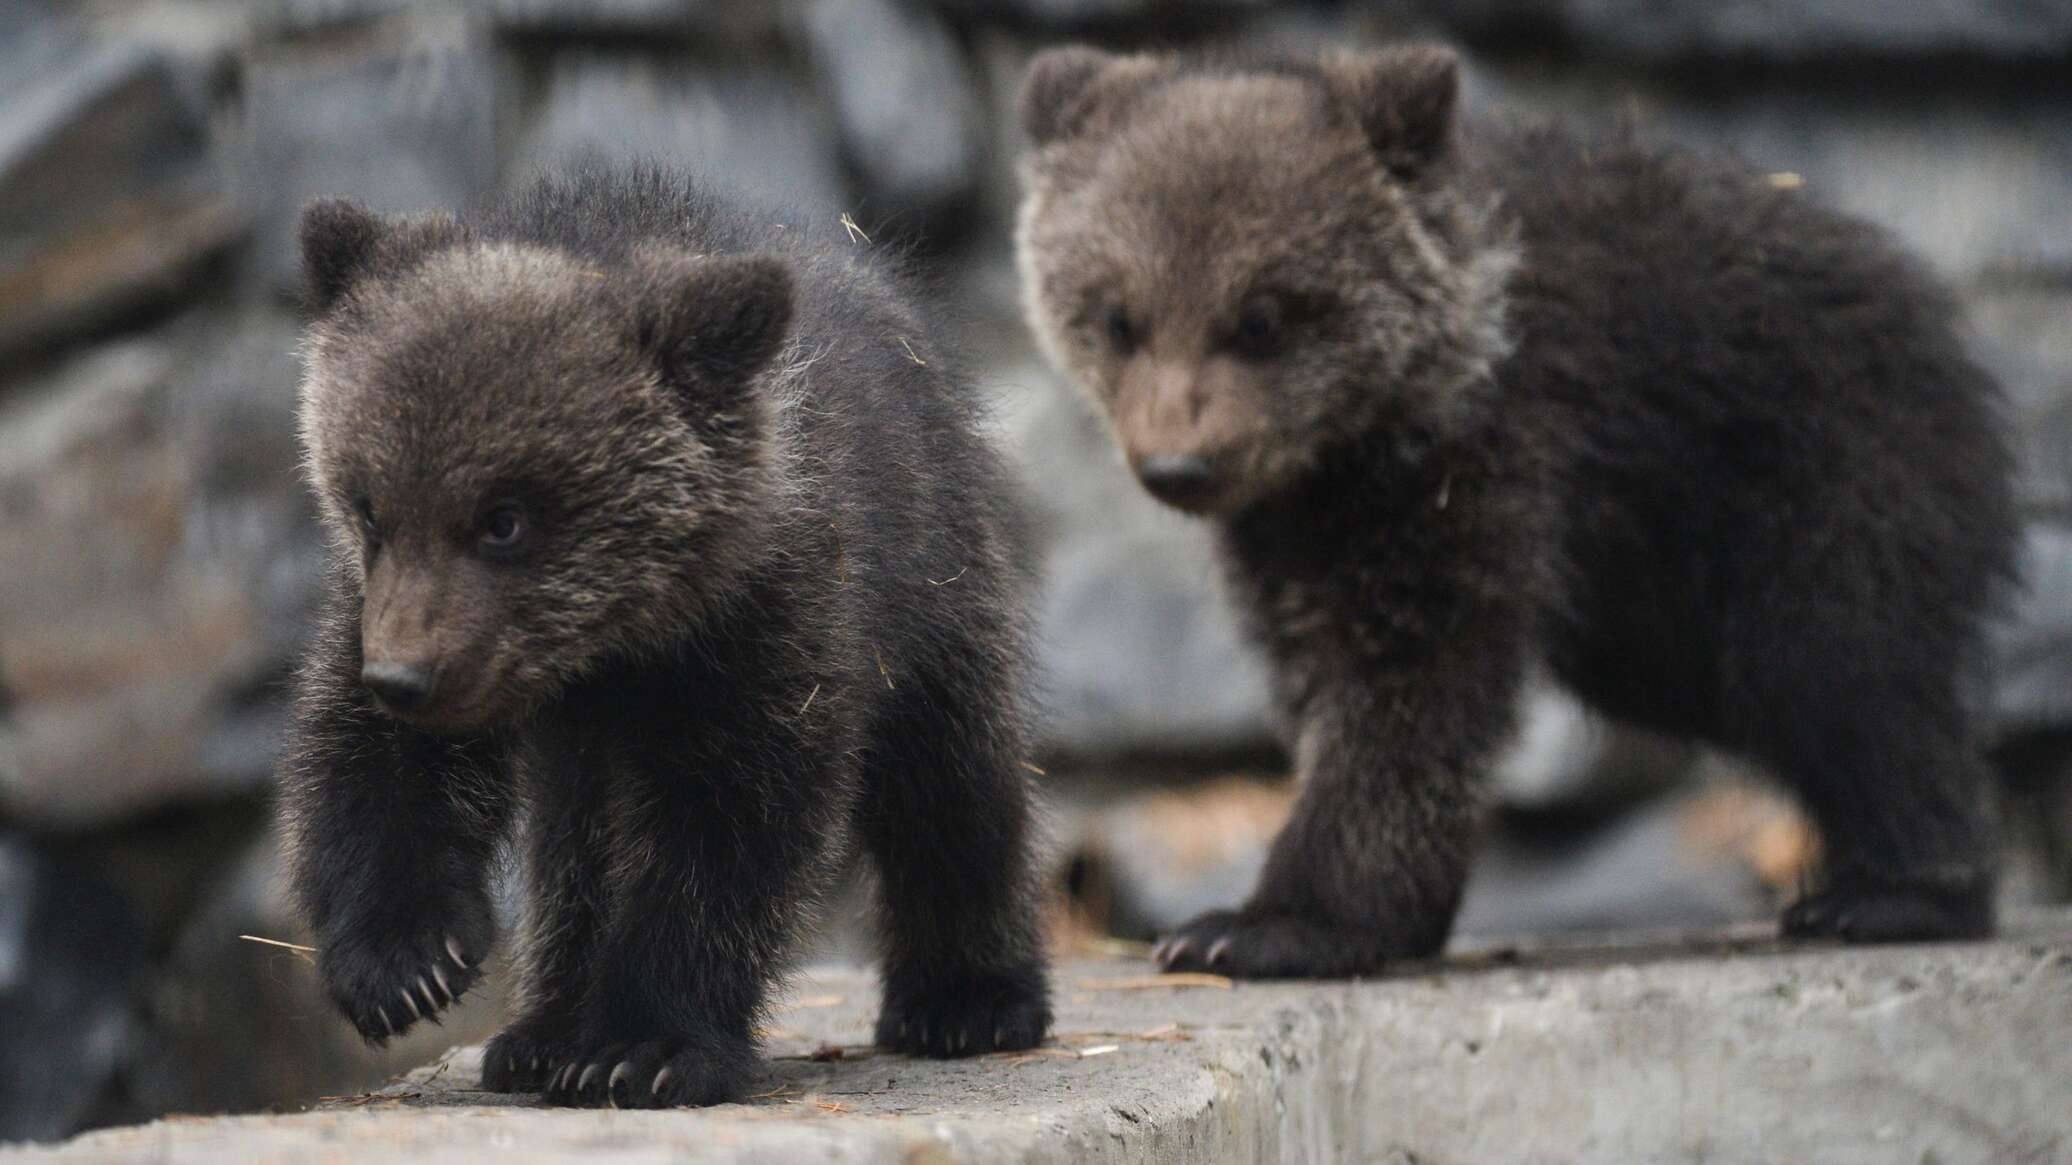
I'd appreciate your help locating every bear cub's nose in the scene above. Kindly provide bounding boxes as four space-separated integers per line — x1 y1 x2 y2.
361 660 437 711
1136 453 1218 509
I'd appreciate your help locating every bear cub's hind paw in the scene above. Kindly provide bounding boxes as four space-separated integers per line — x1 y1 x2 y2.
875 966 1052 1058
1782 877 1993 943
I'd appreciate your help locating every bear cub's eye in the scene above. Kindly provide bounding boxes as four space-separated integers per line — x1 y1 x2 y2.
1103 304 1138 355
1231 295 1286 359
352 495 379 537
479 502 528 553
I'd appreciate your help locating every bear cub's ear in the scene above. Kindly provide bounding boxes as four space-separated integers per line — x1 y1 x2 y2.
1319 44 1462 178
634 252 795 386
1018 45 1167 145
299 199 387 312
298 201 461 313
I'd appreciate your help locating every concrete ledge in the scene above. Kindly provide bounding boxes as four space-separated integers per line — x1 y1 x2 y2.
16 912 2071 1164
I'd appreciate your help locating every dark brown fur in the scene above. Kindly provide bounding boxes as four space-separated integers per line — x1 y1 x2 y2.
279 163 1050 1105
1017 45 2018 976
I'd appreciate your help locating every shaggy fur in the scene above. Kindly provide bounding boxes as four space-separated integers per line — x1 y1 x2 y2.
279 163 1051 1107
1016 45 2019 977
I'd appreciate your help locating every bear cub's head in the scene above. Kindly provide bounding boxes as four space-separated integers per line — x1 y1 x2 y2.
297 201 794 733
1016 44 1513 516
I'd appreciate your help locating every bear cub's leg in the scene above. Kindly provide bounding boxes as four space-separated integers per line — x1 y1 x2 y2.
283 589 508 1046
1725 620 1999 942
1773 725 1998 943
524 695 845 1109
481 743 609 1093
1154 635 1524 977
860 664 1052 1055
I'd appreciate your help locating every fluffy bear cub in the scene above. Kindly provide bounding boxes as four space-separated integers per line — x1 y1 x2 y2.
1016 44 2018 976
281 163 1052 1106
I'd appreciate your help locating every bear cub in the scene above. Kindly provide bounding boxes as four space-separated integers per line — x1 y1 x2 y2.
1017 45 2019 976
281 163 1052 1106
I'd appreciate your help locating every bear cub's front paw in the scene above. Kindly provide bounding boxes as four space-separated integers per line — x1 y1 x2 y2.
542 1038 753 1109
875 965 1052 1058
317 904 492 1046
481 1019 581 1093
1153 908 1407 979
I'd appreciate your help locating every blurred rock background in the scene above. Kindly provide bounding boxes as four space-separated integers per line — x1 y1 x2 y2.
0 0 2066 1142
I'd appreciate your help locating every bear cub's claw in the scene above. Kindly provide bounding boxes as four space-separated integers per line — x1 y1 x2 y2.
875 966 1052 1058
1153 908 1404 979
542 1040 749 1109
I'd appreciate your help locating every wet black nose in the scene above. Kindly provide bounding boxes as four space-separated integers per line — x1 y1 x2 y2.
1136 453 1218 509
361 660 436 711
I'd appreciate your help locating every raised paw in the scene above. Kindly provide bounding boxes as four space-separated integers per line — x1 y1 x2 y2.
320 923 490 1047
542 1039 752 1109
481 1020 579 1093
875 966 1052 1058
1152 908 1406 979
1782 878 1992 944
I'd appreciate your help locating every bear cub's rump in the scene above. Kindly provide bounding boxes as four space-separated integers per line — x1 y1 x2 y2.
280 164 1051 1107
1016 45 2018 976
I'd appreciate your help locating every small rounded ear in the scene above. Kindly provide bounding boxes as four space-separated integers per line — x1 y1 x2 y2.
1020 46 1116 143
1320 44 1462 177
1019 46 1168 145
299 199 386 312
637 252 795 385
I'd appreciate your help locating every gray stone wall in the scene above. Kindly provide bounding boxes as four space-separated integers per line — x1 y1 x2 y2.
0 0 2066 1141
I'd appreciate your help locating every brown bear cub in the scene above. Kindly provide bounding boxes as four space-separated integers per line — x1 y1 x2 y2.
1017 45 2018 976
280 163 1051 1106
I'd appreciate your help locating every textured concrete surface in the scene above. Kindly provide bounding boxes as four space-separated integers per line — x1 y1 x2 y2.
14 910 2070 1164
